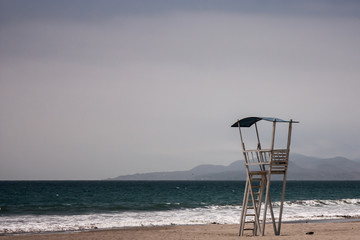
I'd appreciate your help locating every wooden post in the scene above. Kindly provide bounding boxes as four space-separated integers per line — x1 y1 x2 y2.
239 177 249 236
267 191 277 234
277 120 293 235
238 121 246 152
261 119 277 235
287 120 293 150
270 120 276 151
255 122 265 171
261 170 271 236
255 122 261 150
277 171 287 235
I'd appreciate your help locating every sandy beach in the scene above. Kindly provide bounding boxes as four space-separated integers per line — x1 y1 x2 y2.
1 221 360 240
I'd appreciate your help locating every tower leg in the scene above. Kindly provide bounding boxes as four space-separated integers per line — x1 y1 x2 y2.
268 191 277 234
261 171 272 236
239 178 249 236
277 172 288 235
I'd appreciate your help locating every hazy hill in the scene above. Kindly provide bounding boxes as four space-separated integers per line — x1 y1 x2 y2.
108 154 360 181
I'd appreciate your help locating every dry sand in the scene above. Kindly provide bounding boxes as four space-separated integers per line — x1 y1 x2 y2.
1 221 360 240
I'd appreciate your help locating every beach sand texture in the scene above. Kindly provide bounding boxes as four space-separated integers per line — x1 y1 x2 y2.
1 221 359 240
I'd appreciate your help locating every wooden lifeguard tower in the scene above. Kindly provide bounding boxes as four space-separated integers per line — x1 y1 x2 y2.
231 117 298 236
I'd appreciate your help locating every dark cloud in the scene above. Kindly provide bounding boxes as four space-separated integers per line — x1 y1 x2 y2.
1 0 360 26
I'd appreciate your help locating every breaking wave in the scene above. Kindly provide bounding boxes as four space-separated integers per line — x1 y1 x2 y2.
2 198 360 234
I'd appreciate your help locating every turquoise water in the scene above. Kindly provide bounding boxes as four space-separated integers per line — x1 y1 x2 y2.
1 181 360 233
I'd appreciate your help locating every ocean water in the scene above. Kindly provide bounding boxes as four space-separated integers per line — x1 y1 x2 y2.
1 181 360 234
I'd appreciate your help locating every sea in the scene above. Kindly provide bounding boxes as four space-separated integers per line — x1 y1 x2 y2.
1 181 360 234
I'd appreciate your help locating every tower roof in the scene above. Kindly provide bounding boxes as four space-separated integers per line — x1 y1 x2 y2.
231 117 298 128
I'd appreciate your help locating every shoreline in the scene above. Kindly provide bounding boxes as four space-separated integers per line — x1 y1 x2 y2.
1 219 360 240
1 218 359 236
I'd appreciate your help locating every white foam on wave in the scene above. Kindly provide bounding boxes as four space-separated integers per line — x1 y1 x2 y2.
283 198 360 207
1 198 360 234
282 198 360 221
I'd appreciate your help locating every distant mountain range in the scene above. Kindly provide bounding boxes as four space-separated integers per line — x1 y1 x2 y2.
108 154 360 181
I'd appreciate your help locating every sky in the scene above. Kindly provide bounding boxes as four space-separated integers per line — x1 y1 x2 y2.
1 0 360 180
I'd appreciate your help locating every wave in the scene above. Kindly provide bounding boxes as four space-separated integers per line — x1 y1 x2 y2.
2 198 360 235
278 198 360 207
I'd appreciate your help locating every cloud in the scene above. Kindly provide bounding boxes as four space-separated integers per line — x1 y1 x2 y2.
1 2 360 179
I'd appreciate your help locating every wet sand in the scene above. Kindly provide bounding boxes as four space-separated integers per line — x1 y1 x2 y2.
1 221 360 240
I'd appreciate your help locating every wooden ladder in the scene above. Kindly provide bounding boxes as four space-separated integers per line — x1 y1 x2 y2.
239 171 267 236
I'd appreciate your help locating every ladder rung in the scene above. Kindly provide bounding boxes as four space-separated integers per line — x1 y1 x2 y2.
249 171 267 175
246 214 255 217
272 161 287 164
245 221 255 224
244 228 255 231
251 178 263 181
251 185 260 188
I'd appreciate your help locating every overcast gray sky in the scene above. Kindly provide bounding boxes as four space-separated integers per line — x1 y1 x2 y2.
1 0 360 180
